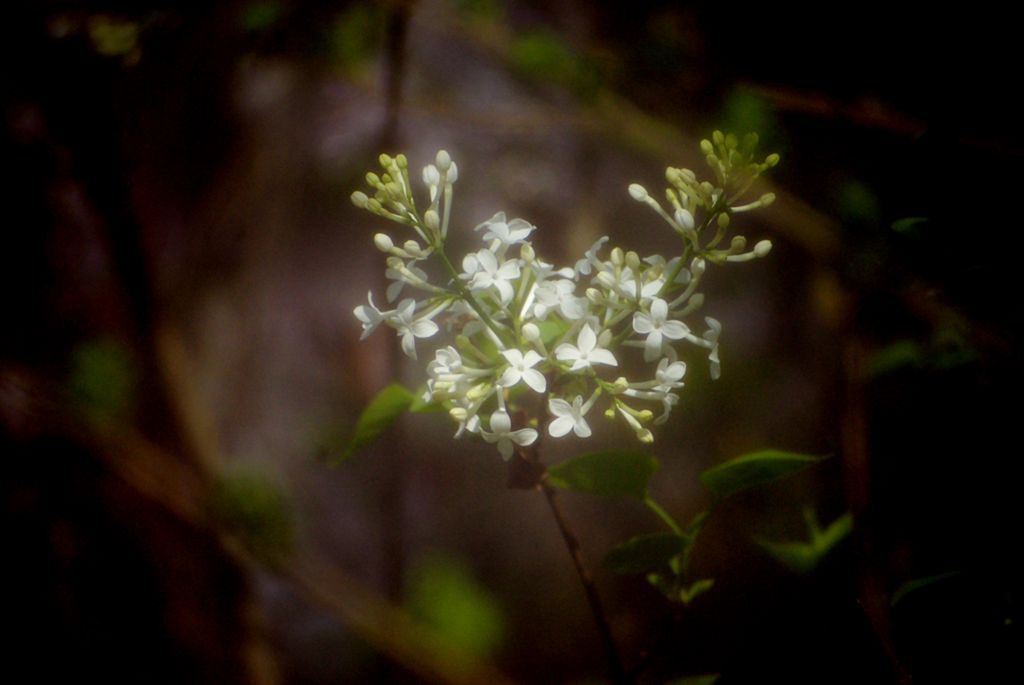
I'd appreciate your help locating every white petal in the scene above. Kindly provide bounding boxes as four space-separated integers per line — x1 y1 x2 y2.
660 321 688 340
510 428 538 447
501 349 524 365
494 279 514 304
548 398 572 417
497 440 513 460
462 254 479 274
589 348 618 367
577 324 597 353
521 350 543 368
573 417 592 438
401 332 417 358
650 298 668 322
555 344 579 361
644 330 663 362
499 367 521 388
633 312 654 334
548 415 574 438
476 249 497 271
522 369 547 393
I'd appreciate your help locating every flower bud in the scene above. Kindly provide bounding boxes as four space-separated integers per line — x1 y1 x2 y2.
604 407 616 419
765 153 780 167
379 153 393 168
674 207 695 231
691 257 706 277
366 198 383 213
447 162 459 184
366 172 381 187
638 429 654 444
610 247 624 266
754 239 773 257
423 165 440 186
585 287 603 304
373 233 393 252
395 153 408 169
717 212 730 229
730 235 747 252
351 191 369 208
759 192 775 206
435 149 451 171
386 256 404 270
611 377 629 394
598 328 612 348
625 251 641 270
522 322 540 342
628 183 648 201
636 409 654 422
449 407 467 422
403 240 424 257
424 209 440 232
520 242 535 262
700 139 713 155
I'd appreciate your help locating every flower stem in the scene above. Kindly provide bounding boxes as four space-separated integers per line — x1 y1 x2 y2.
644 495 683 535
539 478 628 684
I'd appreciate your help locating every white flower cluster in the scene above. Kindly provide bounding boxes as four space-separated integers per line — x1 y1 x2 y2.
352 133 778 460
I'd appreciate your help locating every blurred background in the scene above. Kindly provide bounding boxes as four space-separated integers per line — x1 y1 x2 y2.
3 1 1022 683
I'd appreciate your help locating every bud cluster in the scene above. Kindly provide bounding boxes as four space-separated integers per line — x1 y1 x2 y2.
352 135 778 460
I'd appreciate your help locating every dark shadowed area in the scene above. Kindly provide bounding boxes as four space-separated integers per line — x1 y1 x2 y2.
3 1 1022 684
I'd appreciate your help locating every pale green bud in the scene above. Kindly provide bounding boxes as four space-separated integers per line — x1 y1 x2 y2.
730 235 747 252
610 377 629 394
717 212 731 229
435 149 452 171
598 328 612 348
610 247 624 265
466 384 489 401
351 191 369 208
625 251 641 270
675 207 695 231
366 172 381 187
366 198 383 213
522 322 540 342
520 242 535 262
424 209 440 232
760 192 776 206
449 407 467 422
638 429 654 444
586 288 603 304
403 240 424 257
628 183 648 201
604 407 616 419
373 233 393 252
765 153 780 167
712 130 725 146
754 240 773 257
378 153 393 169
700 139 713 155
636 409 654 422
395 153 408 169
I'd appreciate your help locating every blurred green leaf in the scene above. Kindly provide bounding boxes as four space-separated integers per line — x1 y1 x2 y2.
548 450 658 499
407 554 505 658
88 15 138 57
756 510 853 574
721 90 777 143
604 532 689 575
68 338 137 421
667 675 720 685
679 578 715 605
837 180 881 225
240 1 285 33
699 450 824 499
337 384 414 462
892 570 961 607
866 340 925 378
508 31 602 98
328 2 384 69
209 472 294 564
408 385 446 413
892 216 929 234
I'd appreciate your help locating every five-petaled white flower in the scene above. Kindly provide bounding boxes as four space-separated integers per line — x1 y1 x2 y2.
481 410 537 460
499 349 547 393
654 358 686 391
389 298 439 359
548 395 592 438
555 324 618 371
353 291 392 340
475 211 535 245
632 297 689 362
462 248 521 304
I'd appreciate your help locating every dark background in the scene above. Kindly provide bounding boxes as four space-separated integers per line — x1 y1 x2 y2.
3 1 1022 683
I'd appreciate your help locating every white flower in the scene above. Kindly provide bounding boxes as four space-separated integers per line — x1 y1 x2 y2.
574 236 609 276
533 279 586 320
499 349 547 393
555 324 617 371
481 410 537 460
353 291 392 340
462 248 521 304
654 358 686 391
474 211 535 245
388 298 439 359
385 261 428 302
548 396 592 438
632 298 689 362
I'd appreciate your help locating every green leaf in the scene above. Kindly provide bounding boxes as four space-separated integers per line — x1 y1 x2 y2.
891 216 928 234
756 511 853 574
337 384 414 462
679 578 715 605
209 471 294 564
548 450 658 499
699 450 824 499
667 675 720 685
892 570 960 607
604 533 689 575
406 554 505 658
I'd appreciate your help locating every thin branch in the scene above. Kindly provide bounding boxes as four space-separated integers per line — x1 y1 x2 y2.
538 478 628 684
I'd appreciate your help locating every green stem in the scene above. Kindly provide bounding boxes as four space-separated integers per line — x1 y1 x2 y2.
644 496 683 535
436 249 509 344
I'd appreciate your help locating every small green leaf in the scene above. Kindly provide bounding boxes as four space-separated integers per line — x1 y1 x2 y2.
756 511 853 574
679 578 715 605
699 450 824 499
892 570 961 607
337 384 414 462
407 554 505 658
209 472 294 564
604 533 689 575
667 674 720 685
891 216 928 234
548 450 658 499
